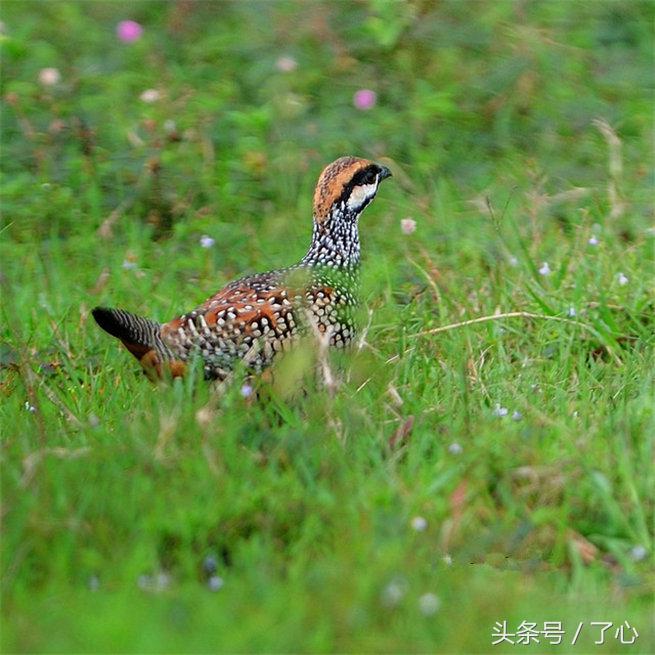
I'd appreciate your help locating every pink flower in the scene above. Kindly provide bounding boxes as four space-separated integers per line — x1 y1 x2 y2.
275 55 297 73
116 20 143 43
38 68 61 86
139 89 160 103
400 218 416 235
353 89 377 111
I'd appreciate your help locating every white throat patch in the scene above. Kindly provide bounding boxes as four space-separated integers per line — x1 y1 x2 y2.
346 181 378 212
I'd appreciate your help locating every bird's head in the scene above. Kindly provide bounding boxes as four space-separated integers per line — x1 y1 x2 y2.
313 156 392 226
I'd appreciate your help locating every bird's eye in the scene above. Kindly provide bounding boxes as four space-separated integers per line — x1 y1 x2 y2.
361 168 377 185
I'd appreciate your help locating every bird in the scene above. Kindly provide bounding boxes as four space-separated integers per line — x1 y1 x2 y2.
92 156 392 381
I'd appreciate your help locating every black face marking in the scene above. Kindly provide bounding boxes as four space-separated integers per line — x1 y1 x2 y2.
338 164 381 205
354 166 378 186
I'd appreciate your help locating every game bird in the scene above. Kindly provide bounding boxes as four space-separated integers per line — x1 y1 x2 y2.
93 156 392 380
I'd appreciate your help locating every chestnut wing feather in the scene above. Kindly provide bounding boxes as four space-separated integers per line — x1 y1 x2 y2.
160 272 302 378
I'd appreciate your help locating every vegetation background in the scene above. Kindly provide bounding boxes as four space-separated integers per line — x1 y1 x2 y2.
1 0 653 652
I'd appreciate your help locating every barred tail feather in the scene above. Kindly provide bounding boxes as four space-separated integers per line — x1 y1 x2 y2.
92 306 162 361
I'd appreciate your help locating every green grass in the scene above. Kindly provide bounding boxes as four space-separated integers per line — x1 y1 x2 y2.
1 1 654 652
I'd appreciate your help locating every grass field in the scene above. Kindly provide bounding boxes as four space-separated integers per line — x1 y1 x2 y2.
1 1 654 652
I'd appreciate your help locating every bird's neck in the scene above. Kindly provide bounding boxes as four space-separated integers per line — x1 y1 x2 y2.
301 208 361 270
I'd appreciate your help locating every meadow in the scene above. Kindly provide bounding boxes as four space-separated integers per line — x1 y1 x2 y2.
1 1 653 652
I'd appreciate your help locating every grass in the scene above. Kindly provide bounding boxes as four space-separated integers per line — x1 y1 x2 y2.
1 1 654 652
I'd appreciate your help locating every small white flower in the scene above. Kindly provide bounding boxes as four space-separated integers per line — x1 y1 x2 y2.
442 554 453 566
511 410 523 421
199 235 215 249
588 235 599 246
493 404 508 417
617 272 629 286
275 55 298 72
24 401 36 413
122 259 137 270
137 572 171 592
418 592 441 616
381 578 407 607
137 574 151 590
508 255 519 267
538 261 551 276
140 88 161 103
240 383 253 398
448 442 463 455
630 545 647 561
410 516 427 532
208 575 224 591
400 218 416 235
154 572 171 591
567 306 577 318
38 67 61 86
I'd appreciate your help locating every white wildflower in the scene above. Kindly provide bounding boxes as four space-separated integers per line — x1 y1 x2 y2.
538 262 551 276
410 516 427 532
617 272 629 286
448 442 463 455
493 404 508 417
140 89 161 103
200 235 215 249
208 575 224 591
381 578 407 607
630 545 647 562
137 571 170 592
418 592 441 616
137 574 151 590
155 572 171 590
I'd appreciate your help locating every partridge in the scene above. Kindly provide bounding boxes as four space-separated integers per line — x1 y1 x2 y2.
93 156 391 380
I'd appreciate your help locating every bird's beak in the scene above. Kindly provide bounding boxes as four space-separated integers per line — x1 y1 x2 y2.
378 165 392 181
